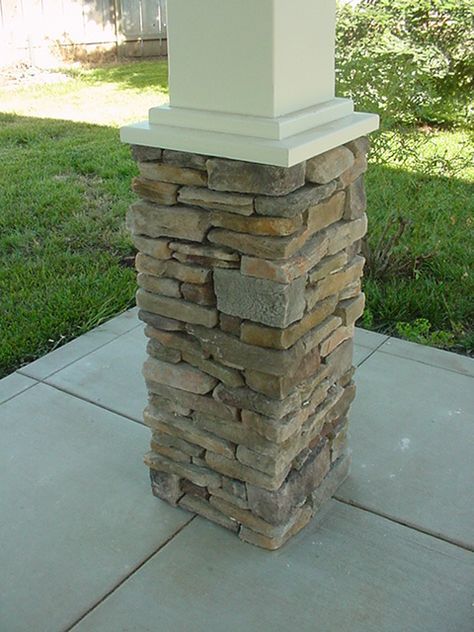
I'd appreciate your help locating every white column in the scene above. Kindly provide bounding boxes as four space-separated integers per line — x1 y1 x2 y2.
121 0 379 166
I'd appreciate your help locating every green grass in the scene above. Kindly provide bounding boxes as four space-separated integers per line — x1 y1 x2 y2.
0 58 472 377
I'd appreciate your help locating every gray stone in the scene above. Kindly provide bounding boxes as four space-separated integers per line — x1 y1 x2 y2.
246 441 330 525
210 488 249 510
147 339 182 364
136 290 218 328
214 269 306 328
149 469 182 506
162 150 208 171
151 431 204 458
345 136 370 157
312 454 351 510
131 145 162 162
239 503 314 550
178 186 254 215
255 181 337 217
207 158 305 196
143 357 218 395
145 451 222 489
206 452 289 492
148 383 239 422
179 495 239 532
213 382 301 420
180 283 216 306
181 350 244 388
236 445 289 477
127 201 211 242
306 147 355 184
344 176 366 220
139 310 185 332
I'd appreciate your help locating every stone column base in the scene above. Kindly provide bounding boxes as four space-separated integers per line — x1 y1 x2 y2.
127 139 368 549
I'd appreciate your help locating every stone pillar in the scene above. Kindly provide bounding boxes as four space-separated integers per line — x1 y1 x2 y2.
121 0 378 549
126 139 369 549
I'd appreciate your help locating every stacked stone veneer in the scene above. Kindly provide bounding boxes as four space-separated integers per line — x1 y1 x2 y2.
127 138 369 550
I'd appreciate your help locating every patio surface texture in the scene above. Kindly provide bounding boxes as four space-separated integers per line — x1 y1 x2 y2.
1 307 473 632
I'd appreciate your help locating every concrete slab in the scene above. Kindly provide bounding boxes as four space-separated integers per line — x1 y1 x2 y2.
46 326 148 422
339 351 474 549
382 336 474 377
0 372 36 404
354 326 389 350
0 383 190 632
18 308 140 381
354 344 373 367
72 502 474 632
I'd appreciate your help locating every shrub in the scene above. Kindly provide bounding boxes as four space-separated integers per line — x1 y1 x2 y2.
336 0 474 127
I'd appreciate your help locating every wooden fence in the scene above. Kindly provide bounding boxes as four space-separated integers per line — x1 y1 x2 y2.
0 0 168 64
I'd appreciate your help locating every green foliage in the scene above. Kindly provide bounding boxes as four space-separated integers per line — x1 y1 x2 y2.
395 318 455 348
336 0 474 126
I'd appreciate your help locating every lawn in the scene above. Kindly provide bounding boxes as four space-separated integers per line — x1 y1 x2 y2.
0 54 472 378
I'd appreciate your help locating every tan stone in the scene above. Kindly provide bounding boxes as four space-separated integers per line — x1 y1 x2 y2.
186 324 306 377
345 137 370 157
137 289 218 328
308 251 348 284
143 357 218 395
210 488 249 510
132 177 179 205
140 310 186 332
338 152 368 188
255 182 337 218
325 215 368 256
178 186 254 215
145 327 206 359
147 393 192 417
181 282 215 306
145 405 235 458
131 235 171 260
239 504 313 550
162 150 208 171
150 440 191 464
219 314 241 336
179 495 239 532
206 452 289 492
211 211 303 237
307 191 345 233
208 228 309 260
131 145 162 162
306 146 355 184
240 230 328 284
127 201 210 242
305 256 365 309
137 273 181 298
148 384 239 422
214 382 301 420
236 445 289 477
145 451 221 488
335 293 365 326
319 326 354 357
240 296 338 350
339 281 362 300
151 430 204 458
147 339 182 364
138 162 208 186
181 480 209 499
136 253 211 284
170 241 239 262
181 349 244 388
172 252 239 270
344 176 366 220
207 159 305 196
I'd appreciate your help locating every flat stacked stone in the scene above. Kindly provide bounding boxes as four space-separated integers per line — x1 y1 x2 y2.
127 140 369 550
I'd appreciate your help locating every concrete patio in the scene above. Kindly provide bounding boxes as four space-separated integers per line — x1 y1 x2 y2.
1 307 473 632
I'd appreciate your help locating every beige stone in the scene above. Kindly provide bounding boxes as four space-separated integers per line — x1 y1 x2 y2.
208 227 308 260
210 488 249 510
143 357 218 395
214 382 301 420
240 230 328 284
300 316 342 355
240 296 338 350
206 452 288 492
305 256 365 309
325 215 368 256
150 440 191 464
180 282 215 306
147 339 182 364
145 451 221 489
170 241 239 262
335 294 365 326
137 273 181 298
344 176 366 220
207 159 305 196
148 384 239 422
127 201 211 242
339 281 362 301
255 182 337 218
138 162 208 186
239 504 313 550
181 350 244 388
308 251 348 284
178 186 254 216
306 146 355 184
319 326 354 357
179 495 239 532
131 235 171 260
151 430 204 458
136 253 211 285
137 289 218 327
236 445 289 477
211 211 303 237
338 152 368 188
145 327 205 359
307 191 345 233
145 406 235 458
140 310 186 332
132 177 179 205
162 150 208 171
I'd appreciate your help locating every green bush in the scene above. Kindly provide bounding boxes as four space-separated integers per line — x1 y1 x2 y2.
336 0 474 127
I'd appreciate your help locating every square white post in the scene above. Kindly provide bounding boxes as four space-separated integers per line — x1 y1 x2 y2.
121 0 378 166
